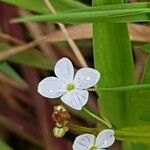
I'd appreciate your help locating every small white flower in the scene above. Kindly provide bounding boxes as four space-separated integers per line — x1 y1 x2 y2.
73 129 115 150
38 57 100 110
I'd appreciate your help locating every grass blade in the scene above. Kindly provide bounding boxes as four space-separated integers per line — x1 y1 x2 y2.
0 140 12 150
0 62 25 85
92 0 143 149
11 2 150 24
0 43 53 70
0 0 87 14
115 125 150 145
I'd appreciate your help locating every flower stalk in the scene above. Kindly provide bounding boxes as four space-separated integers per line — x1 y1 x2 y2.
82 107 112 128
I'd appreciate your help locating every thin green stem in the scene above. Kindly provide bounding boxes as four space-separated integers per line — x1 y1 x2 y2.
99 84 150 92
68 123 99 135
82 107 112 128
97 99 112 124
115 131 150 137
88 88 96 91
89 84 150 92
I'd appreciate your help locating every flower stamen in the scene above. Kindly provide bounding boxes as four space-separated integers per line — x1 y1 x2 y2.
67 84 75 91
90 146 97 150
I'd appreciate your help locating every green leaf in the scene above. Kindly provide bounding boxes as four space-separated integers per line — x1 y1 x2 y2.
0 43 53 70
133 43 150 149
9 51 53 70
93 0 135 128
117 124 150 132
0 140 12 150
12 10 150 24
139 43 150 53
115 125 150 145
11 2 150 24
0 44 26 85
92 0 143 149
70 2 150 13
0 62 26 85
100 84 150 91
48 0 88 12
0 0 87 14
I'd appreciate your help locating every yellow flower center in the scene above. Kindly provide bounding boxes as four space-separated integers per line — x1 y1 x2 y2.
90 146 97 150
67 84 75 91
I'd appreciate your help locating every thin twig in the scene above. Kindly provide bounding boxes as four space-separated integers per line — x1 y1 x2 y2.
1 23 149 61
0 33 23 44
46 23 150 43
44 0 87 67
0 107 42 146
0 84 30 116
18 9 56 60
0 34 50 61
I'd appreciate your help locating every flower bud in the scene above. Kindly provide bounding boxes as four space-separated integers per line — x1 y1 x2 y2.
52 105 70 127
53 126 69 138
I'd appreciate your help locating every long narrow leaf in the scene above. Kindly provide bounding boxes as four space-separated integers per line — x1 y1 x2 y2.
92 0 137 149
11 2 150 24
12 8 150 24
0 43 53 70
69 2 150 13
0 0 88 14
0 61 26 85
115 125 150 145
0 140 12 150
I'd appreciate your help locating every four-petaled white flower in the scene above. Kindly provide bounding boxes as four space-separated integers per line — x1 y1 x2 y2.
73 129 115 150
38 57 100 110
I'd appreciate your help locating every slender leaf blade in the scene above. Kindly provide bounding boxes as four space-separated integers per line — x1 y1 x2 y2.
0 43 53 70
0 140 12 150
0 62 26 85
115 125 150 145
12 8 150 24
0 0 87 14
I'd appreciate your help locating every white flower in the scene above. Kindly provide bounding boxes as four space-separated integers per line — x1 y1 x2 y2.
38 57 100 110
73 129 115 150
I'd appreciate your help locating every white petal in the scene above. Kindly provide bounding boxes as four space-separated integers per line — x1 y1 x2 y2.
74 68 100 89
38 77 66 98
73 134 95 150
61 89 89 110
95 129 115 149
54 57 74 83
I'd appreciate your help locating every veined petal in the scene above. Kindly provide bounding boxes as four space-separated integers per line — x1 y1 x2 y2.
38 77 66 98
74 68 100 89
96 129 115 149
54 57 74 83
61 89 89 110
73 134 95 150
